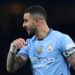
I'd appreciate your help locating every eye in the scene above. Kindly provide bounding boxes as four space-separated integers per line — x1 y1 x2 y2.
24 19 28 23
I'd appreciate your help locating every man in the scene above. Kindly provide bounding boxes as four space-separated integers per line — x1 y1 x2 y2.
6 5 75 75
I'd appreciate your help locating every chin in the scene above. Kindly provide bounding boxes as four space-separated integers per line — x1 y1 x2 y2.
27 29 35 35
28 31 31 35
28 32 35 36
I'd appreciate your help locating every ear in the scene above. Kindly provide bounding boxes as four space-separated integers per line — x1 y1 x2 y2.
36 19 43 25
34 18 43 26
34 18 39 26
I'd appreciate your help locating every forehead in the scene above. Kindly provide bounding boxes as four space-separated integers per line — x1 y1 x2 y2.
23 13 31 19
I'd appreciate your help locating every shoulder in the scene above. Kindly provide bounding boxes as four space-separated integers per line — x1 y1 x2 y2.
26 36 36 44
52 29 71 38
51 29 66 39
52 30 73 42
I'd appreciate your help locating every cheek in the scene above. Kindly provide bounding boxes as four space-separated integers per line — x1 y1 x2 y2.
26 23 31 28
29 22 33 28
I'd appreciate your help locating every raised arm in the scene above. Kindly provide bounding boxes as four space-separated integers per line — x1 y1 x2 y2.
6 38 28 73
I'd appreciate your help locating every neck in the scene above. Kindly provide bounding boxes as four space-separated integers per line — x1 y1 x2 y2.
36 25 50 40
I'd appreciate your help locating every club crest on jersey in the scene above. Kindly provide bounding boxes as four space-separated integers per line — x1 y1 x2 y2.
47 44 53 52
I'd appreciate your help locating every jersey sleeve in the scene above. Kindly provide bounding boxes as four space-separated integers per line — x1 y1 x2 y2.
60 34 75 57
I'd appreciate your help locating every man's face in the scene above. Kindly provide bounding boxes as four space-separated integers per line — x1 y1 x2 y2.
23 13 37 35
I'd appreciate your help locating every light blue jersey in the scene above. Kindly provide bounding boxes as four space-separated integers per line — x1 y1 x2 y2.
18 29 75 75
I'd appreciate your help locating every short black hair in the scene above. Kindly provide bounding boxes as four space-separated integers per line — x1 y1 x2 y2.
24 5 47 20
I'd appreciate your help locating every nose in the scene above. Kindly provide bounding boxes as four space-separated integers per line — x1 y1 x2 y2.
23 22 26 28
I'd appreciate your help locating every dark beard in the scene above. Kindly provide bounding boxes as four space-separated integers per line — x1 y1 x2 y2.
28 26 37 36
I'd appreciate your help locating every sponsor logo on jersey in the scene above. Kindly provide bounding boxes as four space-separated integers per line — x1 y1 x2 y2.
31 57 55 68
